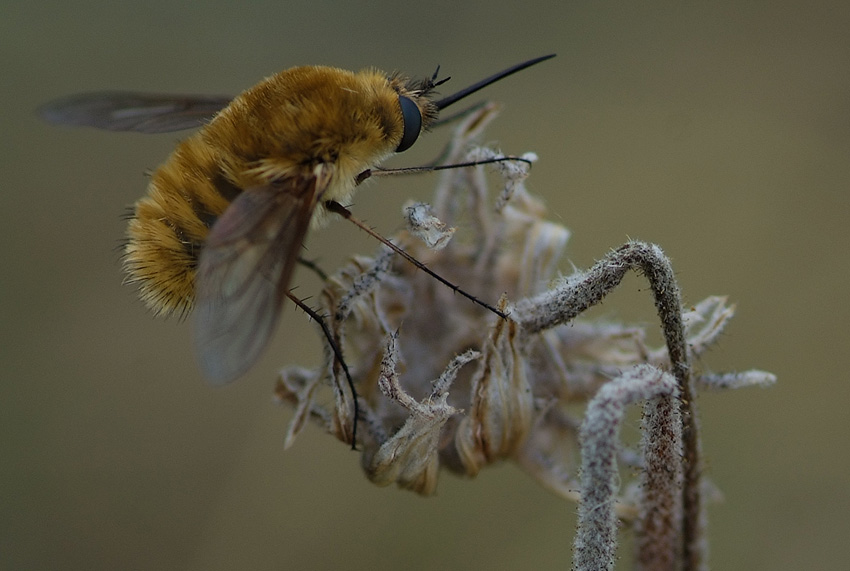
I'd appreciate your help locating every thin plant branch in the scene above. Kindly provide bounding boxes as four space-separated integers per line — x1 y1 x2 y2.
572 365 679 571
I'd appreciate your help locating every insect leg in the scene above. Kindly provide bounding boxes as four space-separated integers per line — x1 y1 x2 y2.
324 200 508 320
285 291 360 449
296 256 329 281
357 155 534 181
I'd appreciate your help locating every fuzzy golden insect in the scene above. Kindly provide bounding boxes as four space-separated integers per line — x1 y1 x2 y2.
39 55 554 384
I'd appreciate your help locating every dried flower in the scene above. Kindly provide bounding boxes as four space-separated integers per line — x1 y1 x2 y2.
273 104 776 570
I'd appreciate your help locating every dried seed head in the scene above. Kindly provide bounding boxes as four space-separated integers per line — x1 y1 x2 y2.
274 104 776 543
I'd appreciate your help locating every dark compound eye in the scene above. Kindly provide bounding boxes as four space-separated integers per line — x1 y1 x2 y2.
396 95 422 152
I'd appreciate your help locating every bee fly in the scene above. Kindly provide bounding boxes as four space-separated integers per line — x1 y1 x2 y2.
39 54 555 397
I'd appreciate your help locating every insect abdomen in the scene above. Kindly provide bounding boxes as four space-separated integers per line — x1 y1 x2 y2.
124 135 231 317
123 66 405 318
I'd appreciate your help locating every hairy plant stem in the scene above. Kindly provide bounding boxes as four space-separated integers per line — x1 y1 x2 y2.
513 241 702 569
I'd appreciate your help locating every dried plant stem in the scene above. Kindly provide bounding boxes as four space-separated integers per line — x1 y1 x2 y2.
636 391 684 570
573 365 678 570
514 241 702 569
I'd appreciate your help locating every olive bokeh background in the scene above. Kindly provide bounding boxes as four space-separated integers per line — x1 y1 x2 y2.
4 2 848 569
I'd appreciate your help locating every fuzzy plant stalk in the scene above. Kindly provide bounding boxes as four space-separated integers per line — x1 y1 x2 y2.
634 383 684 570
512 240 703 567
273 103 776 569
572 365 679 570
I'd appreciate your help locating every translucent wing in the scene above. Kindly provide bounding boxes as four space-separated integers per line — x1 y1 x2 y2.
194 170 330 384
37 91 232 133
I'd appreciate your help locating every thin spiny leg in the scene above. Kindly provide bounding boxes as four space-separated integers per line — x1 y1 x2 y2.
297 256 329 281
286 291 359 449
324 200 508 320
355 155 534 184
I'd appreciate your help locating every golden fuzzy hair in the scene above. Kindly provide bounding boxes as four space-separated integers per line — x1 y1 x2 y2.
124 66 434 317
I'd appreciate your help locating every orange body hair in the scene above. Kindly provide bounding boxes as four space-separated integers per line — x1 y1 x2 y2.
38 54 554 386
124 66 432 317
40 54 554 386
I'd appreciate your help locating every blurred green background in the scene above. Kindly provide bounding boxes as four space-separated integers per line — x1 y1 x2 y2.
3 1 848 569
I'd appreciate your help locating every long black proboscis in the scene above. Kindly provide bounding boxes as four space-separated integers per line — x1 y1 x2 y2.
433 54 556 110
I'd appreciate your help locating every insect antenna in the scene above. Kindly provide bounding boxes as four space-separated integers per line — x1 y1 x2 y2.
285 291 360 449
